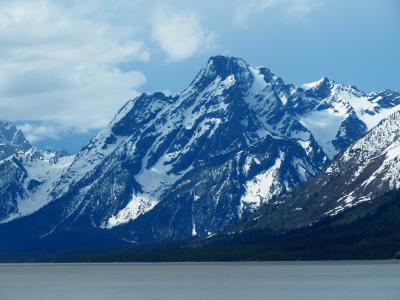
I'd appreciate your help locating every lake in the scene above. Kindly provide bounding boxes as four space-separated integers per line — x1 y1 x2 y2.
0 261 399 300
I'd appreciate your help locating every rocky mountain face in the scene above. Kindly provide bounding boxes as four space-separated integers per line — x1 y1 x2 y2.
293 77 400 158
243 110 400 232
0 55 399 248
4 56 327 242
0 121 31 160
0 123 73 223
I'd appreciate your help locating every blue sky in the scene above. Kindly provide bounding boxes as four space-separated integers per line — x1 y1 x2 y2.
0 0 399 152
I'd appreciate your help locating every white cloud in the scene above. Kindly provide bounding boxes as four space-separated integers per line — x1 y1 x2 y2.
234 0 278 26
234 0 322 26
151 6 215 61
0 0 148 142
17 122 68 143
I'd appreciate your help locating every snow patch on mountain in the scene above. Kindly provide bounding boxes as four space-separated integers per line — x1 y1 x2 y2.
135 153 192 196
301 77 327 90
0 149 73 223
105 193 158 228
239 151 284 215
299 109 347 158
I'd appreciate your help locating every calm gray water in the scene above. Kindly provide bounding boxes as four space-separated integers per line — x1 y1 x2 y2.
0 261 399 300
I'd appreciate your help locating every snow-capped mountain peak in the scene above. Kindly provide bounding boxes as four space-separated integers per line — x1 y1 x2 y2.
294 76 400 158
301 76 331 90
17 56 325 240
1 55 400 247
0 120 31 160
0 126 74 223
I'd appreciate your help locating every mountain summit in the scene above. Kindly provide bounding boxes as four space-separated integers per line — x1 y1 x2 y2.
0 121 31 160
0 123 73 222
0 55 399 249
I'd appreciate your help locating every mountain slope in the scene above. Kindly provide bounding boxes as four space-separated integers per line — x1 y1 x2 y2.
242 110 400 232
5 56 326 244
0 122 73 222
53 190 400 262
1 55 400 249
294 78 400 158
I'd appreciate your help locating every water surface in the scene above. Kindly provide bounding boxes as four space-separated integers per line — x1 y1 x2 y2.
0 261 399 300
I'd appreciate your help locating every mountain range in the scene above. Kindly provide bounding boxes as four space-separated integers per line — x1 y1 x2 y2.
0 55 399 255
